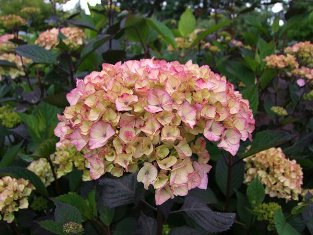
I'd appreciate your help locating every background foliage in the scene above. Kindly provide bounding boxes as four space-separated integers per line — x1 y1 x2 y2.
0 0 313 234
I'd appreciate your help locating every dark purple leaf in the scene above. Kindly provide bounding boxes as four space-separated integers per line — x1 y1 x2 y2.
135 213 157 235
181 196 235 233
169 226 206 235
22 88 41 104
97 173 139 208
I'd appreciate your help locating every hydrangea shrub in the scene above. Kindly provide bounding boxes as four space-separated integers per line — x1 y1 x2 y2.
55 59 255 204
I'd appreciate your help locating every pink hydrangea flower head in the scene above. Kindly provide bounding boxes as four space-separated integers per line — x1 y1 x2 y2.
55 59 255 204
244 147 303 200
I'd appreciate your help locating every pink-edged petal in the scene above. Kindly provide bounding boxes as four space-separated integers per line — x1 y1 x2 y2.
217 129 241 156
146 88 173 113
177 101 197 128
70 129 87 151
115 93 138 111
203 120 224 142
89 121 115 149
187 172 201 190
193 162 212 189
171 184 188 196
141 117 161 136
87 155 105 180
66 88 81 105
145 105 163 113
54 122 69 139
155 186 173 205
119 127 136 143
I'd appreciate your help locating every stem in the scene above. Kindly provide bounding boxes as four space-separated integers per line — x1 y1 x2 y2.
9 222 20 235
156 207 164 235
290 87 305 115
134 28 149 58
66 53 75 88
36 68 44 98
91 219 110 235
141 199 157 211
224 155 233 211
46 156 61 194
19 55 33 91
108 0 113 50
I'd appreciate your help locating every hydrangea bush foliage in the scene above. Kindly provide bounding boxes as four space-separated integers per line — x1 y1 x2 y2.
0 1 313 235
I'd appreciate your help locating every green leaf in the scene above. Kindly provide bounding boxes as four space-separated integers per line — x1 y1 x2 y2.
215 156 245 197
236 191 254 227
67 19 97 31
225 60 255 86
124 15 155 43
246 178 265 206
178 8 196 37
257 39 275 59
243 56 258 72
33 138 57 158
190 20 231 47
272 16 280 34
100 207 115 226
259 69 276 89
274 209 301 235
240 130 294 158
39 220 64 235
87 190 98 218
0 166 48 196
0 142 23 167
147 18 176 47
54 200 83 224
15 45 57 64
80 34 110 60
242 86 259 114
113 217 137 235
19 102 60 144
55 193 92 220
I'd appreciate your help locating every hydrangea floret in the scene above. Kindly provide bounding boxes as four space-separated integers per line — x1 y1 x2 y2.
0 53 31 80
265 41 313 83
252 202 281 231
0 34 15 52
0 15 26 29
35 27 85 50
244 147 303 200
27 146 89 186
55 59 255 204
0 176 33 223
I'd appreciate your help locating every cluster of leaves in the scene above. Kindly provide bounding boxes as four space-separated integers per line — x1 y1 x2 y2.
0 0 313 235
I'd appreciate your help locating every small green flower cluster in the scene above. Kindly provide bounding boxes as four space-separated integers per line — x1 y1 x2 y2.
63 221 84 234
270 106 288 116
0 105 21 128
51 145 89 180
27 146 89 186
253 202 281 231
304 90 313 101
